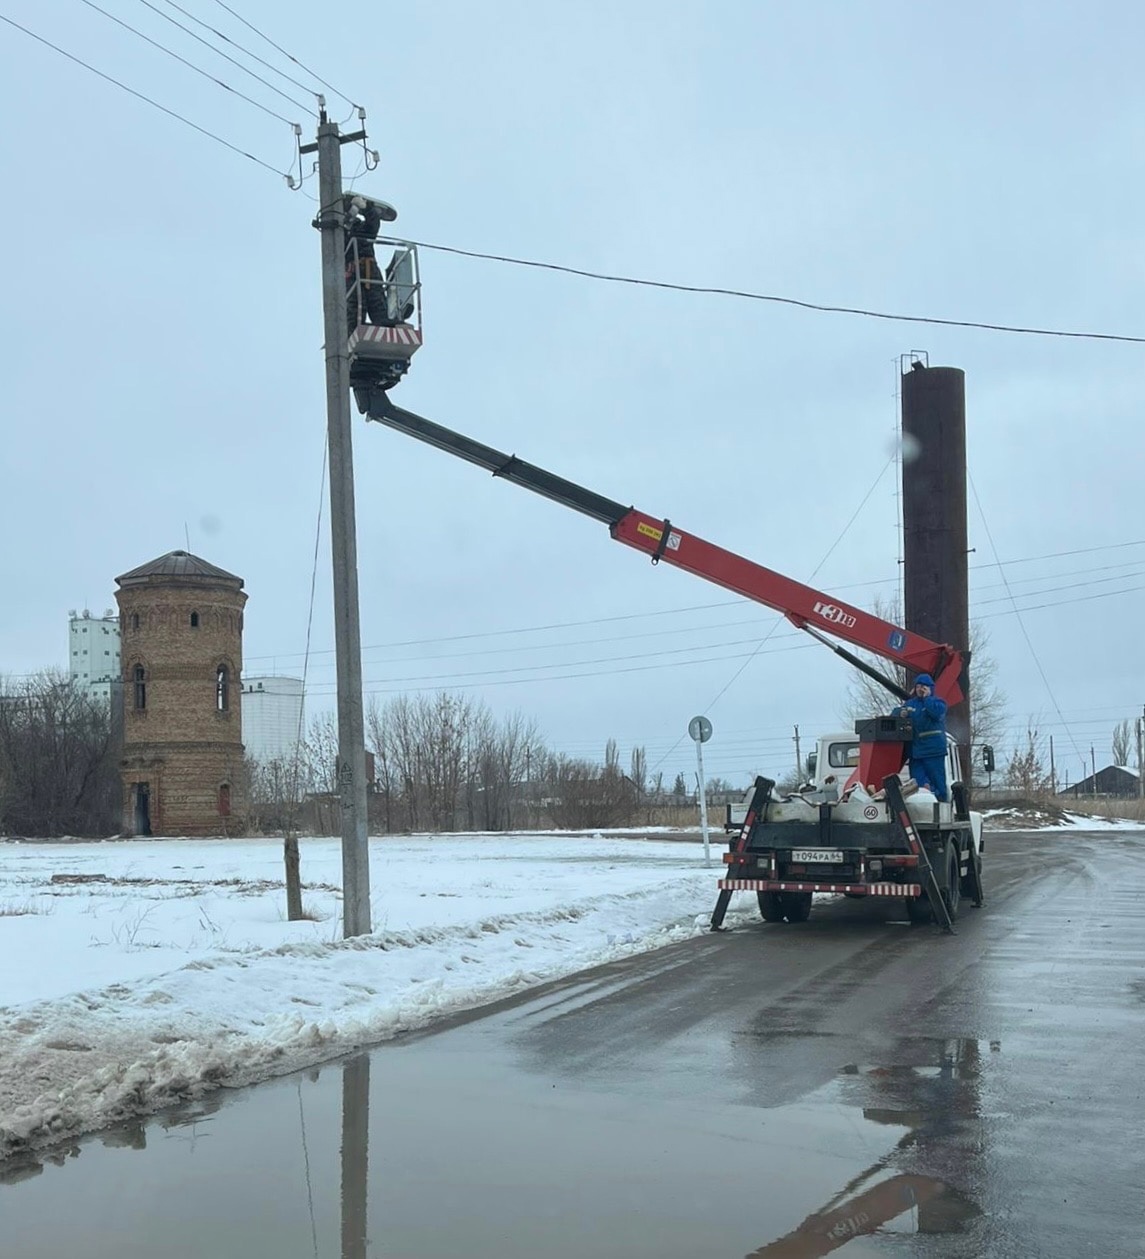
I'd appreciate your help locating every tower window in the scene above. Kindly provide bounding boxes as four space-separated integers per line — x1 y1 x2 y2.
190 612 200 628
131 613 140 631
216 664 229 712
218 784 231 817
133 664 147 710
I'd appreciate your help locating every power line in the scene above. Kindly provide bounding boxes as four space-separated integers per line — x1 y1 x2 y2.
278 558 1141 676
211 0 359 110
978 581 1145 620
157 0 326 106
240 571 1145 696
969 471 1086 768
286 434 328 824
79 0 297 127
304 638 814 693
699 455 894 713
410 239 1145 345
244 597 750 662
974 568 1145 607
0 11 290 178
649 456 895 774
244 539 1145 667
267 558 1142 677
135 0 314 115
971 538 1145 568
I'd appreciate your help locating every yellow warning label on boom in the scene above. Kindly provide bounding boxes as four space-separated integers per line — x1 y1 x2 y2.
636 522 664 542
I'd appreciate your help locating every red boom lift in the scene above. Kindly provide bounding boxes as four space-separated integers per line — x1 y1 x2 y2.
359 391 982 933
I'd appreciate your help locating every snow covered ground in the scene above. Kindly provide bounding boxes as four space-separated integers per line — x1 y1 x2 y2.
983 806 1145 831
0 832 745 1160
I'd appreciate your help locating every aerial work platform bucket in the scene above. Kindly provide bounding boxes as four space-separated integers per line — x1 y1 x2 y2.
854 714 912 794
347 240 423 397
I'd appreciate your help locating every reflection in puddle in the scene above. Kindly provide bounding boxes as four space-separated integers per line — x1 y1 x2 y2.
746 1038 991 1256
748 1172 976 1256
2 1037 993 1259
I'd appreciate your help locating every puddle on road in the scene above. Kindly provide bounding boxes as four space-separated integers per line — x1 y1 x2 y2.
1 1038 992 1259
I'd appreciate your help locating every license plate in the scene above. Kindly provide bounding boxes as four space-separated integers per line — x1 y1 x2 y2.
792 849 844 863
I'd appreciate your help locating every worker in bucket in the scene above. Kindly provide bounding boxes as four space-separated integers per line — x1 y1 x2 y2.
900 673 949 800
344 193 397 335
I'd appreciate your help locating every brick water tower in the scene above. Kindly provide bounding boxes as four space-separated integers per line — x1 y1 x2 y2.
115 550 247 836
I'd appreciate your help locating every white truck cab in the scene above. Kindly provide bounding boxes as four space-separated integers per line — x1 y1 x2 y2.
721 727 984 927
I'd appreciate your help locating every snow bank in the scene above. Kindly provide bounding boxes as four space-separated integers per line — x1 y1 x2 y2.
0 834 743 1159
984 806 1145 832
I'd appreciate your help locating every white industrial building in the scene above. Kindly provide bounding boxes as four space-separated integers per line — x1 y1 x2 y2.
68 609 121 703
242 676 304 767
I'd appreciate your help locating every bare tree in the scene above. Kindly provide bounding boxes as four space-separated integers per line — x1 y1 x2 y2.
246 756 307 832
630 745 648 820
0 672 120 837
1005 724 1053 796
415 693 469 830
492 710 539 830
541 750 635 829
1111 719 1133 767
365 696 399 833
843 592 1007 778
300 712 340 835
363 693 543 833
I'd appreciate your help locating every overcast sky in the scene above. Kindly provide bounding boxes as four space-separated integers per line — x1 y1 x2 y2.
2 1 1143 790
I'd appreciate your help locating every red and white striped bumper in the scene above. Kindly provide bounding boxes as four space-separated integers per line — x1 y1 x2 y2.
718 879 923 897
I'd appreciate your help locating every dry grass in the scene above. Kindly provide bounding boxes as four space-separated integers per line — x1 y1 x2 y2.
0 899 51 917
1059 796 1145 823
984 792 1145 825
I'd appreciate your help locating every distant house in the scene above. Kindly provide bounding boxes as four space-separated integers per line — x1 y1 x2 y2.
1062 765 1141 798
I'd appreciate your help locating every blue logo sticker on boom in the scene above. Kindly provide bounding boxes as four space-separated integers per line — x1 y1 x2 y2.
888 630 907 651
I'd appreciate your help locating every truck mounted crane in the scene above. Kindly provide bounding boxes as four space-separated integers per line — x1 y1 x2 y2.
343 246 983 935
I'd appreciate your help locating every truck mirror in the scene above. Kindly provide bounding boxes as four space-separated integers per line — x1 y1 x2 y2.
982 745 995 773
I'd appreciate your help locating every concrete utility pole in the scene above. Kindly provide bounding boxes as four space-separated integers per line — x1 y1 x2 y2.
1138 709 1144 799
793 724 802 783
341 1055 370 1259
305 110 371 937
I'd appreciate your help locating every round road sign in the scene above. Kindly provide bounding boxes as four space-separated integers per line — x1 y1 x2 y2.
688 715 713 744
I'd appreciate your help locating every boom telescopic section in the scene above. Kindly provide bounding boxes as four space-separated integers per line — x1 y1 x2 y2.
365 393 965 708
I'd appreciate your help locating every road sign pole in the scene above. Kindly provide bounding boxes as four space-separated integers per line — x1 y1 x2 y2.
688 715 713 867
695 737 711 866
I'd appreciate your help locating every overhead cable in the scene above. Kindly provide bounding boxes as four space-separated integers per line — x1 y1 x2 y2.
80 0 297 126
969 472 1086 766
0 11 290 177
411 240 1145 345
157 0 327 105
136 0 314 115
648 456 895 774
211 0 359 110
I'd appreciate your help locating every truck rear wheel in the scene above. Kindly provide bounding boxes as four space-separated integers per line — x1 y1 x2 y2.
906 843 961 925
905 894 933 925
943 843 961 923
758 891 785 923
960 849 983 903
758 891 812 923
783 891 813 923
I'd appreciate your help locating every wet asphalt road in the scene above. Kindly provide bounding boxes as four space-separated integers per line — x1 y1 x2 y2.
3 830 1143 1259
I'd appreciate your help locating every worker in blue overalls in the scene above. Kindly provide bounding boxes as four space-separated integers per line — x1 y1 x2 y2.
900 672 949 801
